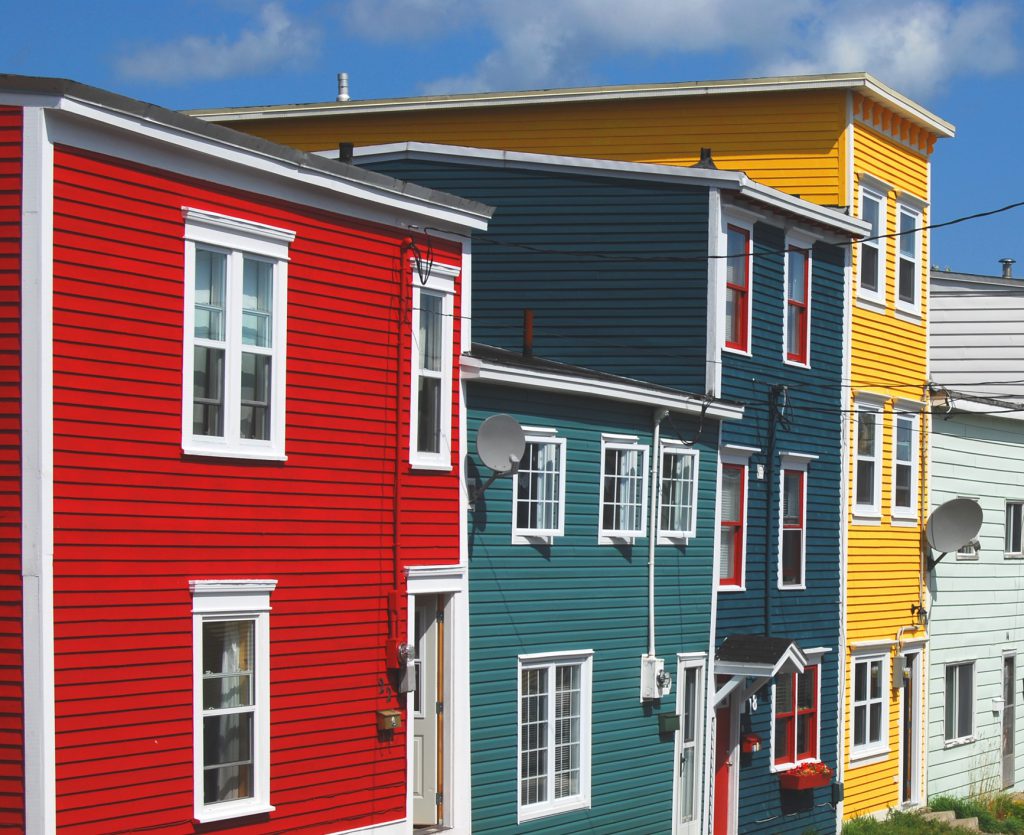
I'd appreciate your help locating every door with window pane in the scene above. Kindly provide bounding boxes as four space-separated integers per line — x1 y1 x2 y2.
1004 654 1016 789
675 660 704 834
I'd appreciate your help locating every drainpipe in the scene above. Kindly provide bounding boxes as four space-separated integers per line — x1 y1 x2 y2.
648 408 669 656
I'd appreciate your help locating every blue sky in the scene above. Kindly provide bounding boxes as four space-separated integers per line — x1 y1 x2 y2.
5 0 1022 275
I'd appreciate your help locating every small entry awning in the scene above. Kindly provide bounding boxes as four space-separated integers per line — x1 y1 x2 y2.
713 634 807 707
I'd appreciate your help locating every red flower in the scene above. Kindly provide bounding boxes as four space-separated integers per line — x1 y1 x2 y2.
787 761 833 777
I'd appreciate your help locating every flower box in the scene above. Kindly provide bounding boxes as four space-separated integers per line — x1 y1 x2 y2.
778 770 831 791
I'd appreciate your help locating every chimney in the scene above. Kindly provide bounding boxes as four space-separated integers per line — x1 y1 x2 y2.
691 147 718 170
337 72 350 102
1000 257 1015 279
338 142 354 164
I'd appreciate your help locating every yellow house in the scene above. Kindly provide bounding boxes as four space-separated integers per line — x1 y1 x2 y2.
192 73 954 820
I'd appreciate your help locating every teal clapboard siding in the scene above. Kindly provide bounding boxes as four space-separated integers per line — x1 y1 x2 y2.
365 158 711 391
717 223 845 833
467 384 719 834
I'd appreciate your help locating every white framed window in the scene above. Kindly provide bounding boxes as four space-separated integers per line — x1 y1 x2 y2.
410 261 459 469
851 653 888 760
857 183 886 305
599 435 649 543
513 429 567 543
518 650 593 822
892 410 919 520
853 398 883 519
182 208 293 460
784 238 812 366
675 654 705 833
944 661 975 743
780 468 806 589
1006 501 1024 558
659 443 699 541
895 203 922 316
190 579 276 823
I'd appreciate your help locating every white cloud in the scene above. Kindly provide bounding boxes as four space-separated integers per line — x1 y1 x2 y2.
117 2 321 83
342 0 1017 98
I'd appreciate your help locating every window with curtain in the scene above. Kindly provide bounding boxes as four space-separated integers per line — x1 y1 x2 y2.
719 463 745 586
945 662 974 742
774 664 818 766
785 246 810 364
725 225 751 351
781 469 804 587
660 446 699 538
514 435 566 540
851 654 887 757
600 438 648 540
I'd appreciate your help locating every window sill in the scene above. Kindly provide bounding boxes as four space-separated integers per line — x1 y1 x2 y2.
182 443 286 462
783 357 810 370
518 796 590 823
599 533 642 546
717 583 746 592
852 511 882 525
409 458 453 472
195 801 275 824
1004 553 1024 560
513 533 557 546
779 583 806 591
658 534 693 547
943 735 977 749
890 515 919 526
856 294 886 313
848 749 889 769
723 345 752 357
894 305 923 324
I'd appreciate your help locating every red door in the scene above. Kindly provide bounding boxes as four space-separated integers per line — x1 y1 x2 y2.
714 706 732 833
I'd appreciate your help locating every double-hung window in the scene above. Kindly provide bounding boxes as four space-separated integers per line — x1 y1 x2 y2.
183 208 293 460
858 185 885 304
191 580 276 823
781 468 805 588
518 651 593 822
851 653 888 759
410 261 459 468
1006 502 1024 557
659 443 699 540
724 224 751 352
944 661 975 743
513 430 566 543
719 462 745 587
854 399 883 519
774 664 818 767
599 435 648 543
896 204 921 314
785 244 811 365
892 410 919 519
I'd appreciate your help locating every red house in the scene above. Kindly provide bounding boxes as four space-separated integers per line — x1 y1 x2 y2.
0 76 490 835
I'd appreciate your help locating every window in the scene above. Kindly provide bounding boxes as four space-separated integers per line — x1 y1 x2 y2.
774 664 818 767
945 662 974 743
410 261 459 468
514 431 566 542
854 401 882 518
1006 502 1023 557
892 412 918 518
518 651 593 821
599 436 649 542
191 580 276 823
781 469 805 588
785 245 810 364
858 186 885 304
676 657 705 831
896 205 921 313
182 208 293 460
724 224 751 352
851 654 887 758
719 463 745 587
659 444 699 540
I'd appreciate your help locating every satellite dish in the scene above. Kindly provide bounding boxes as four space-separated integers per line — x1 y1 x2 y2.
476 414 525 473
926 498 983 553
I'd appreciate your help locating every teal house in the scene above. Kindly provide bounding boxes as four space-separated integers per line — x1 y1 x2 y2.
354 144 865 833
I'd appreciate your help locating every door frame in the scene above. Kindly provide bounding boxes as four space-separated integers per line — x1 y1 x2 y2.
897 641 925 808
673 653 707 835
1003 650 1016 789
406 564 469 832
712 692 740 835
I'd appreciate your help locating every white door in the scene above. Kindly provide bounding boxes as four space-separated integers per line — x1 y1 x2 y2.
674 658 704 834
413 595 441 825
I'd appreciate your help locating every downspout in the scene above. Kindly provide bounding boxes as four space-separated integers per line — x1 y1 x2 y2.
648 407 669 657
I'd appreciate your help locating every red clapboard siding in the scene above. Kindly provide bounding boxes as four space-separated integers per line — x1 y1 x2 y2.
0 105 23 830
48 144 464 833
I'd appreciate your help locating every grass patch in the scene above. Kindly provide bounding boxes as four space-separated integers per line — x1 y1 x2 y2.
930 794 1024 833
843 811 964 833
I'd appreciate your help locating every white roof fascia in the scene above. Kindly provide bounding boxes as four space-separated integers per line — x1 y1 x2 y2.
461 355 744 422
355 142 869 239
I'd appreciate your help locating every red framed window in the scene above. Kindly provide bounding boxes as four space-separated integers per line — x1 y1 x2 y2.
719 463 744 586
725 225 750 351
774 664 818 766
781 469 804 587
786 247 809 363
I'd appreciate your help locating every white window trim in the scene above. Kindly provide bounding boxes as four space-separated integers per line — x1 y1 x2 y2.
783 233 813 369
658 441 700 543
1005 500 1024 558
850 651 889 762
517 650 594 823
190 579 277 824
853 397 884 521
856 182 887 308
894 201 923 319
778 454 813 591
409 260 459 470
512 427 567 544
674 653 706 834
943 660 976 746
769 649 827 772
722 216 754 357
891 407 920 521
598 434 650 544
182 208 293 461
